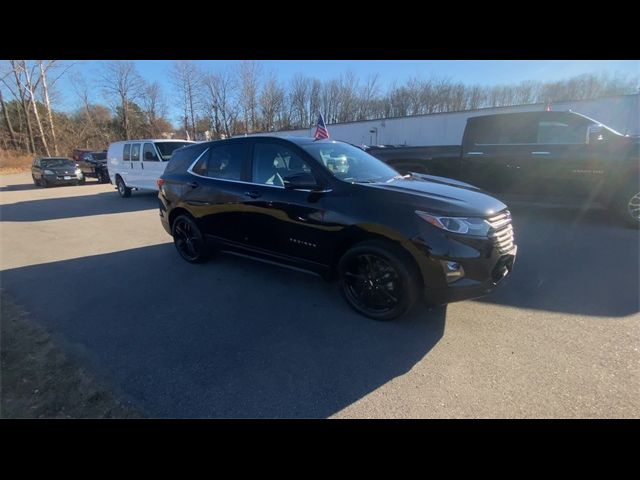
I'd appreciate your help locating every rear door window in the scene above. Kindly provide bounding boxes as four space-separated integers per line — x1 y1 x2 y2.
123 144 131 162
205 143 247 181
537 121 588 144
470 114 537 145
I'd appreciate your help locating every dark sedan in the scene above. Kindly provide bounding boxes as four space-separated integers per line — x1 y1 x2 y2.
31 157 84 187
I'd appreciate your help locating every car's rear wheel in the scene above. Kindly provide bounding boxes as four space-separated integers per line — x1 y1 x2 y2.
116 176 131 198
172 215 210 264
338 240 418 321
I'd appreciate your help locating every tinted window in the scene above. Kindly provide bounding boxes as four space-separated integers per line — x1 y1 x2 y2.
253 142 311 187
164 144 209 175
155 142 194 161
92 152 107 160
143 143 160 162
468 115 537 145
206 143 245 180
130 144 141 161
537 121 588 144
192 152 208 175
123 144 131 162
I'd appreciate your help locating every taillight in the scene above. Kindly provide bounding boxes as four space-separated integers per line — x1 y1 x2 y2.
157 178 165 189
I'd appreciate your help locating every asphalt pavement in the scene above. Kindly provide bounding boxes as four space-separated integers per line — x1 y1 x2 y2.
1 172 638 418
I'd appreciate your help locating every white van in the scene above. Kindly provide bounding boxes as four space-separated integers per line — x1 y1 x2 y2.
107 139 195 197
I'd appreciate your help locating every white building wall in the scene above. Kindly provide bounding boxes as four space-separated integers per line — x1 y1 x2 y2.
249 94 639 146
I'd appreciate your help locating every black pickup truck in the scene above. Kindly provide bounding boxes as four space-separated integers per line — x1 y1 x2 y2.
367 111 640 226
75 150 109 183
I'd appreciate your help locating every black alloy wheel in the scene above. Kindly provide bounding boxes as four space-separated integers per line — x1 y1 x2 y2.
338 241 418 321
172 215 209 264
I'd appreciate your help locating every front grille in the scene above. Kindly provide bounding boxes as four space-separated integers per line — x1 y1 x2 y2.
487 210 515 254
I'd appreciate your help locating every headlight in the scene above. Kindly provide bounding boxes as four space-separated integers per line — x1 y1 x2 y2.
44 169 54 175
415 210 490 236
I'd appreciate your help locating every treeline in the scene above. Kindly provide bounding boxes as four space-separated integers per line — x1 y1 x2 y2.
1 60 638 157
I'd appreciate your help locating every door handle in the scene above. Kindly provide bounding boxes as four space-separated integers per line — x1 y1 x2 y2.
244 191 262 199
188 181 199 189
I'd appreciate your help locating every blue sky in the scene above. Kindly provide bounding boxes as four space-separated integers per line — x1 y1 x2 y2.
53 60 638 126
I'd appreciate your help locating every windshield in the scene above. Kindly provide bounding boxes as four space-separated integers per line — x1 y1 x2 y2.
301 142 400 183
154 142 194 161
41 159 75 168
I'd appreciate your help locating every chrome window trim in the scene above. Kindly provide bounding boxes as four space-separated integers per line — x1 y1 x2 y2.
186 148 285 189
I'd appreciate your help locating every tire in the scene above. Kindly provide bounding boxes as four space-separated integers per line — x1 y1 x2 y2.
338 239 419 321
616 181 640 228
32 175 40 186
116 176 131 198
41 177 48 188
171 214 210 264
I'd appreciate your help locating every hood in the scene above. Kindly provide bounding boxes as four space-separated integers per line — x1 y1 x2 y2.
362 175 507 217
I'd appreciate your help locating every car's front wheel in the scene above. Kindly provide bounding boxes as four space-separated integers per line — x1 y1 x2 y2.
32 175 40 186
116 176 131 198
338 240 418 321
171 215 210 264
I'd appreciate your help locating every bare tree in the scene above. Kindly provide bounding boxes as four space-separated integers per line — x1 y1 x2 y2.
259 74 284 132
38 61 59 154
171 61 202 140
142 81 167 137
6 60 35 153
17 61 50 156
290 74 311 128
203 69 238 138
100 61 145 140
238 61 261 133
0 88 18 149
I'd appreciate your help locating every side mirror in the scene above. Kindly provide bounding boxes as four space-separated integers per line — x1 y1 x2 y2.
283 172 319 191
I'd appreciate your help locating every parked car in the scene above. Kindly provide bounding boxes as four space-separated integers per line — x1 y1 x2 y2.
31 157 84 187
157 137 517 321
76 150 109 183
367 111 640 227
107 139 195 197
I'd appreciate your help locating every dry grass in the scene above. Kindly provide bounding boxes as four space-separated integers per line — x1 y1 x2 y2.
0 149 33 175
1 291 142 418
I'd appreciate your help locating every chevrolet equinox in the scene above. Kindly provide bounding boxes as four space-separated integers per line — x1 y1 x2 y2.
158 137 517 320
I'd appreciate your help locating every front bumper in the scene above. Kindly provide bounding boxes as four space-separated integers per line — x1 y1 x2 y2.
44 173 81 184
424 246 516 305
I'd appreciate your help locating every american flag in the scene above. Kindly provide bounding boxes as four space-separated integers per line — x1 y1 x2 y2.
314 113 330 140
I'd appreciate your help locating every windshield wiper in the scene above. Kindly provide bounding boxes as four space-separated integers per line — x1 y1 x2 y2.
386 174 411 183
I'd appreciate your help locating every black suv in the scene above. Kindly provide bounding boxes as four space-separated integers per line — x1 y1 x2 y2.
158 137 517 320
